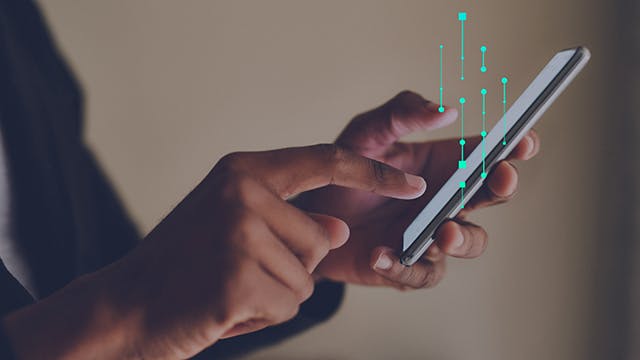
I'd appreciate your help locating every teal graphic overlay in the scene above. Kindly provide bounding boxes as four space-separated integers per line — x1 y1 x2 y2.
501 77 508 145
481 88 487 178
439 44 445 112
458 97 466 169
458 12 467 80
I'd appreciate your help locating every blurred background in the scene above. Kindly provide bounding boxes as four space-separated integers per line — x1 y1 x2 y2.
38 1 638 359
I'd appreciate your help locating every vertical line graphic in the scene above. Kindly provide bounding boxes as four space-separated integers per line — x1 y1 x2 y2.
439 44 445 112
458 12 467 80
460 181 466 209
458 97 466 169
480 45 487 73
480 88 487 178
501 77 508 145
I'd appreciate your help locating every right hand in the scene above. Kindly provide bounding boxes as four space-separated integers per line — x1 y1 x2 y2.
99 144 427 359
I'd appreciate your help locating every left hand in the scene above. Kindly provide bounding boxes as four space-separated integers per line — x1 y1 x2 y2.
297 91 540 290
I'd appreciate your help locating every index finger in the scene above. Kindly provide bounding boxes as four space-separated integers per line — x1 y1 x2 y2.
222 144 426 199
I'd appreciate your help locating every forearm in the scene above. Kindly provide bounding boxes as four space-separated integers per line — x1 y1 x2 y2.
1 271 134 359
196 280 345 359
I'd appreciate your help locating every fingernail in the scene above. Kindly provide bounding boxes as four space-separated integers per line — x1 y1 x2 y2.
405 174 426 193
527 135 539 158
452 225 464 249
426 245 440 258
374 253 393 270
426 101 443 113
525 135 535 157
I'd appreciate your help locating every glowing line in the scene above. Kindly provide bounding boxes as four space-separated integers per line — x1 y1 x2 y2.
502 77 508 145
480 45 487 73
439 44 444 112
458 12 467 80
481 88 487 177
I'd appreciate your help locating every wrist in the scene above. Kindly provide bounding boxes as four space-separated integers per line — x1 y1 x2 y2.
2 269 138 359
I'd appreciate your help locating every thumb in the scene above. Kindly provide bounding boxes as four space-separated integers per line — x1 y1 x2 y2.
307 213 350 249
336 91 458 157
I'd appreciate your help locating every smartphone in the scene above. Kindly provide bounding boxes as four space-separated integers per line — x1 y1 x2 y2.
400 46 591 266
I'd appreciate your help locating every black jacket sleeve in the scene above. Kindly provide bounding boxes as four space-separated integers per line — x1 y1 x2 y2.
0 260 34 360
0 328 16 360
0 1 346 358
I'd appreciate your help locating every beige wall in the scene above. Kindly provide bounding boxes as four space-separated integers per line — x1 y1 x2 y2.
39 1 613 359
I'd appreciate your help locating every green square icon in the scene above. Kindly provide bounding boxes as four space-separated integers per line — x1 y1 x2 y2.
458 12 467 21
459 181 466 188
458 160 466 169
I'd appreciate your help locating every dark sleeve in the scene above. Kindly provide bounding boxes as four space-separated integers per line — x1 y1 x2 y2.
194 280 344 359
0 328 16 360
0 261 33 320
0 260 34 360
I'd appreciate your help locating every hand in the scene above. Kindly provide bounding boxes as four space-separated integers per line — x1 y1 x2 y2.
297 91 540 290
3 144 426 359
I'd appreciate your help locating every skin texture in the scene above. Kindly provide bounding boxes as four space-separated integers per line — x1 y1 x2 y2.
2 90 540 359
298 91 540 289
3 144 426 359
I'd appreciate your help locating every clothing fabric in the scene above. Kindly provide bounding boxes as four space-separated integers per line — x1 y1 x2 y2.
0 126 36 295
0 1 343 358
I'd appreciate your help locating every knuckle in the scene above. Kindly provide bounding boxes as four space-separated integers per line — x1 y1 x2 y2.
217 152 244 174
222 175 264 209
295 275 315 302
418 267 439 288
475 230 489 255
393 265 436 289
232 213 263 250
313 143 340 162
283 304 300 323
306 239 330 267
459 223 489 257
368 158 387 183
390 90 426 116
273 294 300 323
312 143 344 180
400 267 419 286
218 167 243 195
234 176 260 206
394 90 420 101
387 264 408 282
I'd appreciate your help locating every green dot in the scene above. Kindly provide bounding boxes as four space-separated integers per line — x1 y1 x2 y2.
501 77 508 84
481 172 487 179
480 88 487 95
502 140 507 145
440 44 444 49
459 139 466 145
480 46 487 52
459 97 466 104
438 106 445 113
481 131 487 137
480 66 487 73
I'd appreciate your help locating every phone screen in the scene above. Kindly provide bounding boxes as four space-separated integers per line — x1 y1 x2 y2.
400 47 589 266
